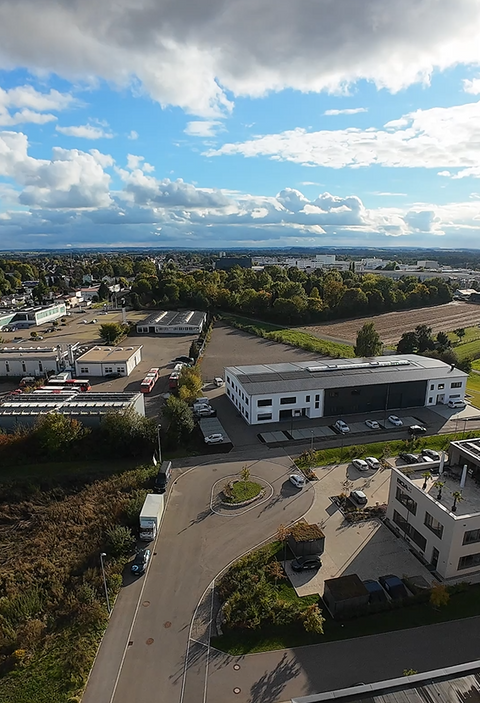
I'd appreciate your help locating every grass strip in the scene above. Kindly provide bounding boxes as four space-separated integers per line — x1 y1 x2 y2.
221 314 354 358
224 480 263 503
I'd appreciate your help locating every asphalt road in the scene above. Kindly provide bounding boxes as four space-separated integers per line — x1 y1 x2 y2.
82 448 314 703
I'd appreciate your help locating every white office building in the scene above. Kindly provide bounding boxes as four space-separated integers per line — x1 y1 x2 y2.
224 355 467 425
75 345 143 377
386 441 480 580
6 303 67 329
0 345 71 377
136 310 206 335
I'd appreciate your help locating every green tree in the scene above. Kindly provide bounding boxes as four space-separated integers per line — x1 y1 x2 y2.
451 491 463 512
397 331 418 354
99 322 124 344
34 413 87 458
436 331 450 348
163 395 194 445
97 281 110 301
354 322 383 357
189 340 200 361
454 328 466 341
105 525 134 557
240 465 251 482
430 583 450 609
301 604 325 634
415 324 434 352
99 408 157 457
177 366 202 404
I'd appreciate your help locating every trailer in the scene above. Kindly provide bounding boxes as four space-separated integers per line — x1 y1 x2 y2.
139 494 164 542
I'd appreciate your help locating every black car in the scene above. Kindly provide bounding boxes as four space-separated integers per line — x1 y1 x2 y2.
399 452 419 464
378 574 409 600
131 549 151 576
173 355 194 364
291 555 322 572
104 372 122 379
408 424 427 436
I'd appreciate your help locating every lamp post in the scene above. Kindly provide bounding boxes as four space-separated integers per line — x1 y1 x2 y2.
100 552 111 615
310 430 314 453
157 424 162 464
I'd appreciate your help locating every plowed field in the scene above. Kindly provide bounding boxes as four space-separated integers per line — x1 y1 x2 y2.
302 302 480 345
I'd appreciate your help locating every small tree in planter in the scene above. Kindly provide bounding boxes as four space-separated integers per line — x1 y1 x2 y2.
422 471 432 490
430 583 450 609
434 480 445 500
451 491 464 513
240 465 251 483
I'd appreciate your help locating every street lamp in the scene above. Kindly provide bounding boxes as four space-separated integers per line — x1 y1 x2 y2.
310 430 314 453
157 424 162 465
100 552 111 615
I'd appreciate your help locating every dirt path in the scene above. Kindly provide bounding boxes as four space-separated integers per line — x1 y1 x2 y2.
301 302 480 345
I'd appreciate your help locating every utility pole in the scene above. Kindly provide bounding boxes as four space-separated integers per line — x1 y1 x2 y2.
100 552 111 615
157 424 162 464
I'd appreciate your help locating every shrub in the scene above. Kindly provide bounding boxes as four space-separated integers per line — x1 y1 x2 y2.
105 525 134 557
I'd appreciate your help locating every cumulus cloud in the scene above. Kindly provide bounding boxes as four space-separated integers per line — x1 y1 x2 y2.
127 130 139 140
0 84 74 126
184 120 224 137
463 77 480 94
56 124 113 139
207 100 480 174
323 108 367 116
0 1 479 116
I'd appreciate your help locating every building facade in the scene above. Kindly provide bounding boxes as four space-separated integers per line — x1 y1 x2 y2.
136 310 206 335
224 355 468 425
75 345 143 377
386 455 480 580
8 303 67 329
0 346 70 377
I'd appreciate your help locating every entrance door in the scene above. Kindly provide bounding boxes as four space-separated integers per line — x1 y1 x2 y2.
431 546 439 570
436 394 445 404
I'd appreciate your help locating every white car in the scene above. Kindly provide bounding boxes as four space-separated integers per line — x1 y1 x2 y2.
388 415 403 426
365 456 381 470
365 419 380 429
352 459 369 471
350 490 368 506
204 433 224 444
82 319 88 324
334 419 350 434
289 473 306 489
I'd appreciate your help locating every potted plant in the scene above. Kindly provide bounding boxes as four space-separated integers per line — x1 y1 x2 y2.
451 491 464 513
422 471 432 490
434 481 445 500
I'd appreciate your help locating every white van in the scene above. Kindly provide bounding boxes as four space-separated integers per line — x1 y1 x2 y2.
448 399 466 409
214 377 224 387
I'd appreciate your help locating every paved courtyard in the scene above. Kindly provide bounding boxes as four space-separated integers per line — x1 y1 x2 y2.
287 462 436 596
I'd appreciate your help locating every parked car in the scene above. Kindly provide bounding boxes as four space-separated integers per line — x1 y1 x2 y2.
422 449 441 461
289 473 306 489
291 555 322 572
350 489 367 506
378 574 409 600
408 424 427 435
352 459 369 471
399 452 419 464
448 399 466 409
104 372 122 379
365 456 381 470
194 407 216 418
205 433 224 444
91 318 98 324
334 419 350 434
365 419 380 429
131 548 151 576
173 355 194 364
363 579 388 604
213 377 224 387
421 455 435 463
82 319 88 324
388 415 403 426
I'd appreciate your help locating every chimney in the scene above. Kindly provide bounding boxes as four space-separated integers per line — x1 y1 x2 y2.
450 363 455 371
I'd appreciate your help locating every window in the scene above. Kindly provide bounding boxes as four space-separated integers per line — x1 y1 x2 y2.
5 361 9 372
458 552 480 570
428 397 433 404
245 398 249 405
315 394 320 401
424 512 444 539
430 384 434 391
257 398 272 407
38 361 43 372
306 395 311 402
280 397 296 405
315 401 320 409
438 383 445 390
104 367 113 373
22 361 26 373
395 487 417 515
245 411 249 419
257 413 272 421
80 367 88 373
463 529 480 545
451 382 463 388
227 389 231 397
393 510 427 551
227 377 231 385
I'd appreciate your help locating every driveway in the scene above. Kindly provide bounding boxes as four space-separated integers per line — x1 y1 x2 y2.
81 447 314 703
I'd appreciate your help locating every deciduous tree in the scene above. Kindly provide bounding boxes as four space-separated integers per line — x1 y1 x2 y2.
354 322 383 357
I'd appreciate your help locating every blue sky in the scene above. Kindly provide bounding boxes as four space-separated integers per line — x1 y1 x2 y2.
0 0 480 250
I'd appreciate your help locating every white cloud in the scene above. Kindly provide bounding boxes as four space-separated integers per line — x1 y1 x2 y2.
372 192 407 196
0 1 479 116
125 154 155 172
463 77 480 94
207 100 480 175
323 108 367 116
184 120 224 137
56 124 113 139
127 130 139 140
0 85 74 127
0 108 57 126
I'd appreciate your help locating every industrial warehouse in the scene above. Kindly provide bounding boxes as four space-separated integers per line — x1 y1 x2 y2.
136 310 206 335
75 345 143 377
224 355 468 425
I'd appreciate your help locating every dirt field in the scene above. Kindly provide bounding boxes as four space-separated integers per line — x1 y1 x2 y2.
302 302 480 346
201 322 325 382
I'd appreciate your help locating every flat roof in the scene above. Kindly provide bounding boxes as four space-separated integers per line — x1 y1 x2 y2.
324 574 368 601
139 310 206 328
451 438 480 465
76 345 142 363
0 346 67 358
0 391 141 417
396 466 480 518
226 354 467 395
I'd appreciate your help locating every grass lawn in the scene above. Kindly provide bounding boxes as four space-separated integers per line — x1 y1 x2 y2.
449 326 480 362
212 584 480 654
225 480 262 503
296 432 477 469
466 372 480 409
221 313 354 358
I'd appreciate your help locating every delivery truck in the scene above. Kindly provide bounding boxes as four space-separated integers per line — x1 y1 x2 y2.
139 494 164 542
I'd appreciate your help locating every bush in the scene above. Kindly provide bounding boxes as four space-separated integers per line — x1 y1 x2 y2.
105 525 134 557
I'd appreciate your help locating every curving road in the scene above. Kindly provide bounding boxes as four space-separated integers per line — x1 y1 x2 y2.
82 448 314 703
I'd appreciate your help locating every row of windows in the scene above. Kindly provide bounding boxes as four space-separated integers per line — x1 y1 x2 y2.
429 381 463 391
257 394 321 408
393 510 427 551
4 361 43 372
458 552 480 570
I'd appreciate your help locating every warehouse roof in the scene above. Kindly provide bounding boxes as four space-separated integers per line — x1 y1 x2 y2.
0 346 68 358
139 310 205 328
226 354 467 395
75 345 142 363
0 391 141 417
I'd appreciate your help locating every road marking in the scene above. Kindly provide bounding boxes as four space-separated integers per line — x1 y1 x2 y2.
203 584 215 703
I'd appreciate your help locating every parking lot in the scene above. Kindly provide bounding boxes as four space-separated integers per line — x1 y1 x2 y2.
288 460 436 597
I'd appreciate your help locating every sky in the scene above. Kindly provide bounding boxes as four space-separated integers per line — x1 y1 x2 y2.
0 0 480 250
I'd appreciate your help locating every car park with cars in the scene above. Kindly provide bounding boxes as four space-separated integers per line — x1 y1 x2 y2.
334 419 350 433
291 555 322 572
448 399 466 409
422 449 441 461
131 548 151 576
365 419 380 429
399 452 419 463
352 459 369 471
388 415 403 426
289 473 306 489
365 456 380 469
